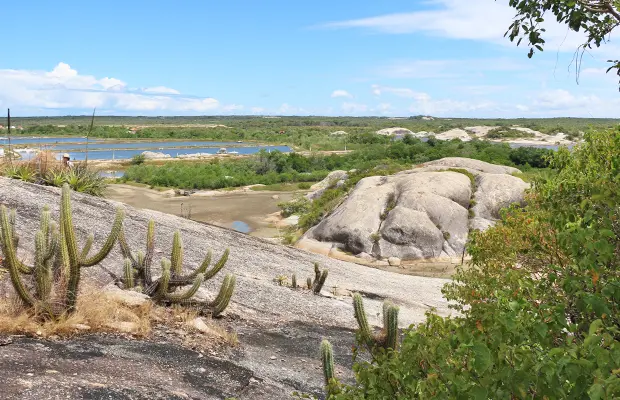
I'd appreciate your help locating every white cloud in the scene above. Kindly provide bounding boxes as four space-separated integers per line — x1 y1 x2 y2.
321 0 619 60
407 92 496 116
0 62 220 114
142 86 181 94
331 89 353 98
221 104 244 112
372 84 430 100
341 102 368 113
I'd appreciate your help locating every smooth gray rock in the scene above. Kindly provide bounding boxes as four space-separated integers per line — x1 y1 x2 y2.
305 170 349 201
306 158 528 262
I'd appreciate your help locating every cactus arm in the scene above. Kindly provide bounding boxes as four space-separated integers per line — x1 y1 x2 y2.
291 274 297 289
385 304 400 350
307 277 312 289
123 258 135 289
43 222 59 262
353 293 372 343
152 259 171 301
34 230 52 301
118 228 136 265
314 262 321 283
61 184 80 268
79 207 124 267
313 270 328 294
0 206 36 307
202 249 229 280
170 231 183 277
210 274 236 317
320 340 335 384
79 234 94 261
144 219 155 270
164 274 204 303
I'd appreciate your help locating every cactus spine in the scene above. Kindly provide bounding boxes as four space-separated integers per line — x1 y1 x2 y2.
118 220 235 317
352 293 400 351
0 184 124 318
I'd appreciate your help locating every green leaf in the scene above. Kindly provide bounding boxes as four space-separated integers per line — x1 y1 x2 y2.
469 386 488 400
472 342 492 373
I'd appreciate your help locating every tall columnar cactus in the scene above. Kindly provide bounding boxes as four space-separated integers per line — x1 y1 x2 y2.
310 262 328 295
321 339 335 384
117 220 235 317
352 293 400 351
320 339 341 397
0 184 124 318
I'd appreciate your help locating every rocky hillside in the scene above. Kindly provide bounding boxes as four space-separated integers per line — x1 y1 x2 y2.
301 158 528 264
0 177 452 399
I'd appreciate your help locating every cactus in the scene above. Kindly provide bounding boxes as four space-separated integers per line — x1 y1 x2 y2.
320 339 341 396
310 263 329 295
321 339 335 383
352 293 400 351
117 220 235 317
306 277 313 290
0 184 124 318
291 274 297 289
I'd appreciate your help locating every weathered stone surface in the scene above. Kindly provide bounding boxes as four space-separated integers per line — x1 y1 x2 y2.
103 284 151 307
376 127 413 136
306 170 349 200
387 257 401 267
304 158 528 262
0 177 454 399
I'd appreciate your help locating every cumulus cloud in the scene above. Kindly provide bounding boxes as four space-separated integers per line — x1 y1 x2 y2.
372 84 430 100
331 89 353 98
0 62 219 114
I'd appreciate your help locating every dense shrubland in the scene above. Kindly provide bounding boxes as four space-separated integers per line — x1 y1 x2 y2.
320 130 620 399
123 139 553 190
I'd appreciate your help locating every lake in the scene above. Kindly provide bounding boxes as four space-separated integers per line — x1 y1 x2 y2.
10 136 292 161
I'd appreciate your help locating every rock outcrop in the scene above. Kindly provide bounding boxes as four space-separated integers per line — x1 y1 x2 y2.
306 170 349 200
303 158 528 262
141 151 171 159
376 127 414 136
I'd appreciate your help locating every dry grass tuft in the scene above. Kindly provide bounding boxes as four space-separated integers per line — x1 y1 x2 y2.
0 281 238 349
0 284 153 338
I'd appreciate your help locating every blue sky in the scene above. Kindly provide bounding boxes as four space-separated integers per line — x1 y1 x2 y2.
2 0 619 117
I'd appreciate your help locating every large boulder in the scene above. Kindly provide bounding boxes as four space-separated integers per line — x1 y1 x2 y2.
304 158 529 262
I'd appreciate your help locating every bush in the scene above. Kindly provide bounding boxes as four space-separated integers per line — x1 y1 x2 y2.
324 130 620 399
298 182 312 190
131 154 146 165
279 196 311 218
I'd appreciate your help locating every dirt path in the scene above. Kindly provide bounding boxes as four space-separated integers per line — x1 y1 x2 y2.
105 184 294 238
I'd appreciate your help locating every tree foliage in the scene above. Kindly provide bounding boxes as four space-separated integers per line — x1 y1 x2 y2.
325 130 620 399
503 0 620 88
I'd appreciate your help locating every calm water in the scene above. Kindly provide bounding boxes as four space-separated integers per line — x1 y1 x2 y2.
231 221 251 234
0 136 91 145
19 145 291 161
45 140 246 151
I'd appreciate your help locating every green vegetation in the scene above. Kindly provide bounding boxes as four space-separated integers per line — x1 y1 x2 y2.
2 163 108 196
319 130 620 399
130 153 146 165
115 219 235 317
0 184 124 319
122 139 556 191
485 127 534 139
